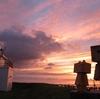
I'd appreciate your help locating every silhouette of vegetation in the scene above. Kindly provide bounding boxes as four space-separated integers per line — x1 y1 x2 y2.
0 82 75 99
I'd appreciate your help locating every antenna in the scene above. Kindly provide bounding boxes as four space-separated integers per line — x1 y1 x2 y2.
0 43 2 54
0 43 5 55
0 43 1 50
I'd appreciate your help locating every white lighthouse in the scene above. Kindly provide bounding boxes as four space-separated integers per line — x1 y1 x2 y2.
0 44 13 91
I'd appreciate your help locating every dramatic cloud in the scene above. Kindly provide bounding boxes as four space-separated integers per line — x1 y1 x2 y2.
13 68 73 84
48 63 55 66
15 70 67 76
0 26 63 68
0 0 100 84
44 66 52 70
44 63 55 69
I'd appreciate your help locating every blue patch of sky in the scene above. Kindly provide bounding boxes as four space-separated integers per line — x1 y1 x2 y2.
20 0 49 9
18 0 35 9
67 1 100 26
79 1 100 12
82 38 100 52
34 0 48 5
23 4 53 27
0 0 7 3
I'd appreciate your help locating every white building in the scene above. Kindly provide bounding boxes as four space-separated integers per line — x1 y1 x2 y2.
0 44 13 91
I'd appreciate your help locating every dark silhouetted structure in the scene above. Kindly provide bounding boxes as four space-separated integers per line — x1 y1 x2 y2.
74 60 91 91
0 43 13 91
91 45 100 80
70 45 100 99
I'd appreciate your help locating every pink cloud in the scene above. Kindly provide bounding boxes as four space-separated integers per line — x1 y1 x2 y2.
0 0 100 84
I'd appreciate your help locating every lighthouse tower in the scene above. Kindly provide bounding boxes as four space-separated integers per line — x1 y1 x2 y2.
0 44 13 91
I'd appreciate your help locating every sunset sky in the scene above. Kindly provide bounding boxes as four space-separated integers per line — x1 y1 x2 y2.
0 0 100 85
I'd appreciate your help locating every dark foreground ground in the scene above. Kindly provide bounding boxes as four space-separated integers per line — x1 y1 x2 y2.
0 82 75 99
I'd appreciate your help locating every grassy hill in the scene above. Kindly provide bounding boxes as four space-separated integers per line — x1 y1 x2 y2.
0 82 75 99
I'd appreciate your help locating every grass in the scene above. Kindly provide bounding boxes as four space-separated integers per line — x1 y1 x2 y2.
0 82 75 99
